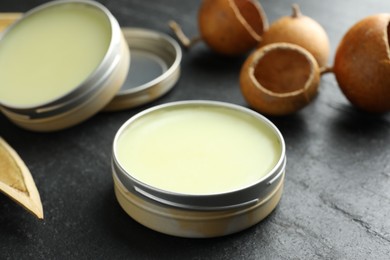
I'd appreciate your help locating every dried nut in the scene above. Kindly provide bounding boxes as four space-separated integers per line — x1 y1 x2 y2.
259 4 330 68
334 14 390 113
240 43 320 116
198 0 268 55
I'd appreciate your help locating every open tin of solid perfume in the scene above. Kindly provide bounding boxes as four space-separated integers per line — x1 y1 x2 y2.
0 0 129 131
112 100 286 238
0 0 181 132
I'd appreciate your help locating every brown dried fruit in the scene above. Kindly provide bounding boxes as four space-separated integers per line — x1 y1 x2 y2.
170 0 268 56
198 0 268 55
240 43 320 115
259 4 330 68
334 14 390 113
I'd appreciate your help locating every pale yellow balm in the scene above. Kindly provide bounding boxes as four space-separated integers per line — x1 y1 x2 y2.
0 3 112 108
116 105 282 195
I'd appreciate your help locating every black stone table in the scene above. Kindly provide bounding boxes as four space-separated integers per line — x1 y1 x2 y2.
1 0 389 259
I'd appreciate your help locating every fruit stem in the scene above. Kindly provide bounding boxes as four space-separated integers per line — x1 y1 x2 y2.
291 4 302 18
320 66 334 75
169 20 201 48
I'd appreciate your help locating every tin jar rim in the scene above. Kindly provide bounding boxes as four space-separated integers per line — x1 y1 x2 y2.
115 28 181 96
0 0 123 118
104 27 182 111
112 100 286 211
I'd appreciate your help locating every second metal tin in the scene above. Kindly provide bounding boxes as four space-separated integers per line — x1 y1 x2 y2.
112 100 286 238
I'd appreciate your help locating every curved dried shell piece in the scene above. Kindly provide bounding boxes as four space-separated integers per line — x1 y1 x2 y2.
240 43 320 115
0 137 43 219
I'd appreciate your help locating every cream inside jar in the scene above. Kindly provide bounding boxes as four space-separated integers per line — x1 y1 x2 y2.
115 102 282 195
0 2 112 108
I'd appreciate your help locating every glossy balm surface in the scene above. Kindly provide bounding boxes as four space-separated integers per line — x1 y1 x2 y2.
116 106 282 195
0 3 111 108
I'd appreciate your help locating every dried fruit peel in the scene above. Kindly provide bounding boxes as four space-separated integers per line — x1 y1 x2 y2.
0 137 43 219
240 43 320 115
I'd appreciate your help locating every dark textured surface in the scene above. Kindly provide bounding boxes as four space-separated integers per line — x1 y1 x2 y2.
1 0 390 259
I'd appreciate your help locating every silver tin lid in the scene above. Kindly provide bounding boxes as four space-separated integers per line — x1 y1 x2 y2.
104 28 182 111
112 100 286 211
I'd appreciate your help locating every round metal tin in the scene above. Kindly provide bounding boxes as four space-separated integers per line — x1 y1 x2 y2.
0 0 129 131
104 28 182 111
112 100 286 237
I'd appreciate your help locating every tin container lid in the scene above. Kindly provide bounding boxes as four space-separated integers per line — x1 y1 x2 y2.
112 100 286 210
104 28 182 111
